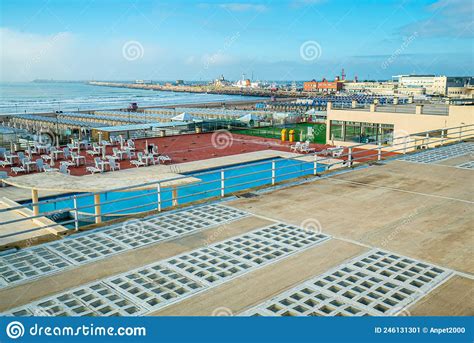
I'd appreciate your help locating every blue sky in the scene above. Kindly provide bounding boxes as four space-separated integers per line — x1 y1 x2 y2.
0 0 472 81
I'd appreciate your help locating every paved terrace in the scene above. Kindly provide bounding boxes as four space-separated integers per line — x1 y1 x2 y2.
0 142 471 316
0 133 326 178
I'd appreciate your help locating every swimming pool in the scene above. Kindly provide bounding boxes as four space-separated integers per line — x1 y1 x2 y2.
36 158 326 222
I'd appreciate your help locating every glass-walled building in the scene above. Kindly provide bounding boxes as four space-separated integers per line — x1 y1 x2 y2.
329 120 394 144
326 102 473 151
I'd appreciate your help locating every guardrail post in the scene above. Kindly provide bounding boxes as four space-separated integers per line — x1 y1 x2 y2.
172 187 178 207
348 147 353 167
157 183 162 212
441 130 445 146
220 169 225 197
313 156 318 175
31 189 39 216
425 133 430 149
271 160 276 185
377 143 382 161
73 195 79 231
94 194 102 224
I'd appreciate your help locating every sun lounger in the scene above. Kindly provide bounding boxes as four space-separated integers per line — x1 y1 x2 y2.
290 142 302 152
43 164 59 172
158 155 172 164
0 159 12 167
86 149 100 157
86 166 101 174
11 166 26 174
131 152 147 167
300 142 316 153
331 147 344 158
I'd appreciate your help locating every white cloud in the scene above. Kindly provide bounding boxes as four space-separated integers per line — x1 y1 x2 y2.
0 28 169 81
399 0 474 38
0 28 76 81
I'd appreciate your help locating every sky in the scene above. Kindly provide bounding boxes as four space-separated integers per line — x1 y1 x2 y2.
0 0 472 82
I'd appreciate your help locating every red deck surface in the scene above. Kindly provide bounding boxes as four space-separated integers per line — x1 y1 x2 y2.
0 133 395 177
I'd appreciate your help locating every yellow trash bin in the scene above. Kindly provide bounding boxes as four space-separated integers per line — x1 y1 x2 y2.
289 129 295 143
281 129 287 142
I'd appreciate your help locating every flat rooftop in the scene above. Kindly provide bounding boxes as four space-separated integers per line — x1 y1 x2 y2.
333 103 451 115
0 142 472 316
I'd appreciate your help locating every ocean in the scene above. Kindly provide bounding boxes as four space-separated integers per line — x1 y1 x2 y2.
0 82 262 115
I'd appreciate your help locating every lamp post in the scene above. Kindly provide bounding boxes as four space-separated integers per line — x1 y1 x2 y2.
55 112 60 148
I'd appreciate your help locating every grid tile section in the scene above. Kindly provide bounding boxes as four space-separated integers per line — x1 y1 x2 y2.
350 250 451 294
402 143 474 164
163 248 255 286
100 222 176 249
210 223 330 266
249 223 330 251
241 250 452 317
47 234 129 265
147 213 212 235
104 264 205 311
0 203 250 291
0 247 72 286
145 204 249 235
306 265 418 315
242 284 372 316
456 160 474 169
185 205 249 225
3 219 334 316
6 282 146 316
211 234 293 266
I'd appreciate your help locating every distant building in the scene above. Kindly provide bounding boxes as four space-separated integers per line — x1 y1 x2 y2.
343 81 397 95
135 80 153 84
394 75 473 96
213 75 231 87
303 78 343 93
303 80 318 92
397 86 426 96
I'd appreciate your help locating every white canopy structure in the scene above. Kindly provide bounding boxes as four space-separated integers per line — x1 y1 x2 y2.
172 112 194 121
238 113 260 122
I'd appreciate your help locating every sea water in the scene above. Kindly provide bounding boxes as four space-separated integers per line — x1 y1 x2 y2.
0 82 262 115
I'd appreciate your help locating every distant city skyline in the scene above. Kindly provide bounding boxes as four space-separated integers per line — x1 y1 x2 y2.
0 0 473 82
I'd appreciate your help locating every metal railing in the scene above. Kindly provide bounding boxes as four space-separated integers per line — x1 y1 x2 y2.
0 124 473 241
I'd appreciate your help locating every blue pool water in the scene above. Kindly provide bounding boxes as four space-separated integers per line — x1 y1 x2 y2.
37 158 326 221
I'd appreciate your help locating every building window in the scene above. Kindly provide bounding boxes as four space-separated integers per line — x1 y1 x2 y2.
360 123 378 143
330 120 344 140
380 124 395 144
344 121 362 142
